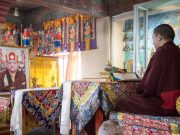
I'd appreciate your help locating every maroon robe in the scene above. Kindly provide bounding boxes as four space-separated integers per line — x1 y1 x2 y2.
0 69 26 92
117 41 180 116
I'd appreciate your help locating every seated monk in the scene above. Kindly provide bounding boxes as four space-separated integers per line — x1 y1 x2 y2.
117 24 180 116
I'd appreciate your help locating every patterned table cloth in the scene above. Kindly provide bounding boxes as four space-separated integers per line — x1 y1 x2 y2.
69 81 138 133
22 81 138 133
23 88 63 128
109 111 180 135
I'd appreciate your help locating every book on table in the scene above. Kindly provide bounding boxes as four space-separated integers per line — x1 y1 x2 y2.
112 73 140 81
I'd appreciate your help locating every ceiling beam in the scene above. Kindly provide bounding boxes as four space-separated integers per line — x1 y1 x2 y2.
17 0 107 18
0 2 13 7
0 15 5 23
0 0 15 4
0 10 8 16
0 4 10 11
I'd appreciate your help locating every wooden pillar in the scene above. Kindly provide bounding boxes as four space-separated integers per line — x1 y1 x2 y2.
95 109 104 135
71 122 76 135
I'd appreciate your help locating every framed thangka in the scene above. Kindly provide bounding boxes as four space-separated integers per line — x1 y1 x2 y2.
30 56 60 88
0 46 29 95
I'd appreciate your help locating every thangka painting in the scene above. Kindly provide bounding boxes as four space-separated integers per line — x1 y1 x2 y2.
0 46 29 95
43 15 97 53
30 56 59 88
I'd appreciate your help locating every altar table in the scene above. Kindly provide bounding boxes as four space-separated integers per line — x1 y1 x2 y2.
11 80 140 135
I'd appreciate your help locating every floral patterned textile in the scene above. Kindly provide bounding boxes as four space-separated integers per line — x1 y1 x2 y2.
0 97 10 126
70 81 101 133
100 81 138 112
22 81 138 133
70 81 138 133
109 112 180 135
23 89 62 128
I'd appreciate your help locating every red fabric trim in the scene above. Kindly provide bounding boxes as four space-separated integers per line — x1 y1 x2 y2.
160 90 180 110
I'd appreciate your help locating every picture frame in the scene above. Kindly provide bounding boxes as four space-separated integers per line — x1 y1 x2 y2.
30 56 60 88
0 45 29 96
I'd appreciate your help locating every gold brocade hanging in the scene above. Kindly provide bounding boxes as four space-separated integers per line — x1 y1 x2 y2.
54 19 62 28
83 16 91 50
30 57 60 88
5 22 13 30
68 16 76 52
40 14 97 54
43 21 54 30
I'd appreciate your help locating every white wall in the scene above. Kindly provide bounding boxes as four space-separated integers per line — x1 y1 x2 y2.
111 21 125 69
81 17 110 78
111 11 133 69
80 12 133 79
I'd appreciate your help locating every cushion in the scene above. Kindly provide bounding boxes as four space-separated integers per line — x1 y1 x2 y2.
109 111 180 135
176 96 180 115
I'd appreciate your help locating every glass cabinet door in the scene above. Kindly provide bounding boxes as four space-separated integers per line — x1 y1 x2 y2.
133 5 148 78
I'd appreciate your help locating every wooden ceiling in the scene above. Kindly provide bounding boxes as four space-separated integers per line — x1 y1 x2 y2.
13 0 38 12
13 0 108 18
1 0 153 24
1 0 109 24
0 0 15 23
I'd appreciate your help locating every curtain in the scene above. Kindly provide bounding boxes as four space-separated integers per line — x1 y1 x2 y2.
59 52 81 82
66 52 81 80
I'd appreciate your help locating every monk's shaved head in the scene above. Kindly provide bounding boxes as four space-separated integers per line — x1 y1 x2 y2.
153 24 175 41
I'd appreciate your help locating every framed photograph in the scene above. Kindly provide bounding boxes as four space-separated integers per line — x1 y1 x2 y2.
0 45 29 95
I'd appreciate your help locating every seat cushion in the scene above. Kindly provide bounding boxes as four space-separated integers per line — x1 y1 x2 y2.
109 111 180 135
176 96 180 115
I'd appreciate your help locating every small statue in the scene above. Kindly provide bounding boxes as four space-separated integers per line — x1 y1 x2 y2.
32 77 37 88
32 77 42 88
104 60 112 72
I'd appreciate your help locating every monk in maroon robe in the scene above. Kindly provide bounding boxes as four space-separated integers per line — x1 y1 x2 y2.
117 24 180 116
0 52 26 92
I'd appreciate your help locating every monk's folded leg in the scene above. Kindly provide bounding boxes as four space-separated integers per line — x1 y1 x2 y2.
117 95 165 116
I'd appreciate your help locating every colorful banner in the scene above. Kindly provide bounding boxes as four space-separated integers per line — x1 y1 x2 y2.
42 15 97 53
